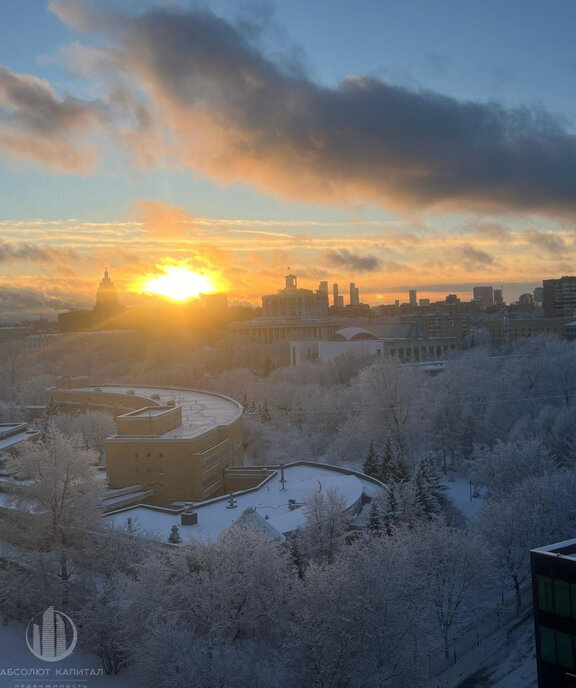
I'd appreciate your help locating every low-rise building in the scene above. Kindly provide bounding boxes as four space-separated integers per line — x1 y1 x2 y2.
46 380 244 507
289 326 457 366
105 462 384 545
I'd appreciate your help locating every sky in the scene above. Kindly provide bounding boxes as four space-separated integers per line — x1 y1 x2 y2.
1 0 576 316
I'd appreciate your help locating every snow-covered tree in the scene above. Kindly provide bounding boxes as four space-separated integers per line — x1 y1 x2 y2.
362 440 380 478
2 427 104 604
469 437 556 496
298 487 348 563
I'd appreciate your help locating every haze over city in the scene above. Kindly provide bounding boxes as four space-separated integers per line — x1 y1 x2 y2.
3 4 576 688
1 0 576 315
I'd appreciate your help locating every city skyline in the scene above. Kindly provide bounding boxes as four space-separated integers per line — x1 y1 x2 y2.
1 1 576 315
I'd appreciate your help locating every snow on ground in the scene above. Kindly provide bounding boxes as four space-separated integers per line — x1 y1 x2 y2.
425 614 537 688
0 620 132 688
444 472 484 521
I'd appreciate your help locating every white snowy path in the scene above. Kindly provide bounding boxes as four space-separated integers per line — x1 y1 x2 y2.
444 472 484 521
0 620 132 688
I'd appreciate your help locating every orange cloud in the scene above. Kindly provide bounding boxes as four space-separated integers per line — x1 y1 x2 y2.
131 199 205 238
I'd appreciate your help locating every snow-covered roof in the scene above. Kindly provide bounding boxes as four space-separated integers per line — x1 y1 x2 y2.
105 463 384 545
226 507 285 541
331 327 378 341
53 385 242 441
0 426 41 452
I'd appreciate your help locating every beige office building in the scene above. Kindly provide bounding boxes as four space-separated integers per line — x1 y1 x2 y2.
47 380 243 507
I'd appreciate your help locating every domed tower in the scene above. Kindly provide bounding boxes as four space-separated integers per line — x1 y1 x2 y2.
94 267 120 315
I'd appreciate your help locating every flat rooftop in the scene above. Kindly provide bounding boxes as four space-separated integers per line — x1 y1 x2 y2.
56 385 242 441
532 537 576 561
0 426 41 452
105 462 383 544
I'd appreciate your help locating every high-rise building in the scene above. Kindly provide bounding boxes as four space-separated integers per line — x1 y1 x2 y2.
349 282 360 306
494 288 504 306
332 283 339 308
534 286 544 304
409 289 417 307
419 298 430 307
473 286 494 308
318 281 329 295
542 277 576 317
94 267 121 316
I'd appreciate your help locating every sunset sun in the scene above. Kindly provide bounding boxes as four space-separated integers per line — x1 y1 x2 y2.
139 265 215 301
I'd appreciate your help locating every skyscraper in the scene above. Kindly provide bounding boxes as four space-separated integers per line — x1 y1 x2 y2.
94 267 121 316
349 282 360 306
409 289 417 306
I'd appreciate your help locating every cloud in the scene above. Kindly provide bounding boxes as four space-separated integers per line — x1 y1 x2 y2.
47 2 576 218
448 244 494 269
0 66 102 172
131 200 204 237
0 285 76 315
0 239 79 264
523 228 567 254
324 248 381 272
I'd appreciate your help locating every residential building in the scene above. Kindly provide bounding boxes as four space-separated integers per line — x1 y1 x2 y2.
473 286 494 308
543 277 576 318
519 293 535 306
483 316 575 345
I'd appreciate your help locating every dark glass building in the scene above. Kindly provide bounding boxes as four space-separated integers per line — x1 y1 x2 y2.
531 539 576 687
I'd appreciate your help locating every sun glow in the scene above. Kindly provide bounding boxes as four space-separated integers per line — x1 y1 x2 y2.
138 265 215 301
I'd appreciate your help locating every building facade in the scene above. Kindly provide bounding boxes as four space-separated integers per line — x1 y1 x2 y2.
46 380 244 507
544 277 576 318
289 326 457 366
473 286 494 308
483 316 576 345
531 539 576 687
262 274 329 318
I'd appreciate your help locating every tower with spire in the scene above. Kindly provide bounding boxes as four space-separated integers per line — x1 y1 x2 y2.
94 267 120 316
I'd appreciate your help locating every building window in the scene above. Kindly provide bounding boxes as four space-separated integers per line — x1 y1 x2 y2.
538 575 554 612
540 626 556 664
557 631 574 668
554 579 571 617
538 575 574 617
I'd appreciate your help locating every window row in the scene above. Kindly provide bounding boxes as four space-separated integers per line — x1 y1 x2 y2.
540 626 576 669
538 575 576 618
